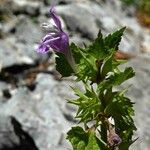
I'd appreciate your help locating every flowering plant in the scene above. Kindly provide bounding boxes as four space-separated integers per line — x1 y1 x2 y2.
37 7 137 150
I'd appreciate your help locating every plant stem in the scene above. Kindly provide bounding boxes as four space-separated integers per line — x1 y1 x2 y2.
101 123 107 143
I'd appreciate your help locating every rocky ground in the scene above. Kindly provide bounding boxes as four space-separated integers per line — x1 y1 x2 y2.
0 0 150 150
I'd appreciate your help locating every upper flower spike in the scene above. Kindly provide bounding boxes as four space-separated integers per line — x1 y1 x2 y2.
36 6 69 54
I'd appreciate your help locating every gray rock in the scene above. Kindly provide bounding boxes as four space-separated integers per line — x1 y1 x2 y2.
3 0 41 16
140 29 150 53
0 38 31 68
0 82 12 102
43 0 73 5
0 115 38 149
0 116 20 149
15 16 44 44
0 82 10 92
56 4 99 40
0 74 71 150
0 17 18 37
0 38 34 68
78 1 143 53
0 16 48 68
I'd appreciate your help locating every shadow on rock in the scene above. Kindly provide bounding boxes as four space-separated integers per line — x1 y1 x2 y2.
0 116 38 150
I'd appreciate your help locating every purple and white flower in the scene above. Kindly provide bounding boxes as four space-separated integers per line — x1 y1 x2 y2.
36 6 75 71
36 7 69 55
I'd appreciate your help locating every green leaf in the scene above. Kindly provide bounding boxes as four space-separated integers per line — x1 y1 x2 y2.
70 43 96 72
55 53 74 77
119 137 138 150
121 0 137 6
67 126 107 150
104 27 126 50
88 31 107 60
68 85 101 123
110 67 135 86
104 91 136 143
86 131 106 150
70 43 83 64
98 67 135 92
71 86 88 100
67 126 88 150
70 43 97 81
101 54 113 78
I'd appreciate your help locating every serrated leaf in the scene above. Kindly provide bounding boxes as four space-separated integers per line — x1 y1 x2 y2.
98 67 135 92
70 43 97 81
71 87 88 99
88 31 107 60
104 27 126 50
55 53 74 77
67 126 107 150
119 137 138 150
86 131 104 150
68 86 101 123
110 67 135 86
67 126 88 150
104 91 136 143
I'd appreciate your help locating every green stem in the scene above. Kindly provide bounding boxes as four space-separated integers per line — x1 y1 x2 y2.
101 123 107 143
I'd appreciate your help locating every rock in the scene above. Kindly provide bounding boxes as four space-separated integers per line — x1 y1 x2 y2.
0 74 72 150
0 116 20 149
0 16 48 68
15 16 43 44
75 1 143 53
2 0 41 16
43 0 74 5
0 82 12 102
0 38 34 68
141 29 150 53
0 38 30 68
0 115 38 150
56 4 99 40
0 17 18 37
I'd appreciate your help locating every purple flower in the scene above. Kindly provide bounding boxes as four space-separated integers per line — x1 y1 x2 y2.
36 7 69 55
36 6 75 71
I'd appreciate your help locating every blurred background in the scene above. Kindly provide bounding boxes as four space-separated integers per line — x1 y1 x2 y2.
0 0 150 149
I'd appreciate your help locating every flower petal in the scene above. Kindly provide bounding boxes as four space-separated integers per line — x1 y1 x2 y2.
50 32 69 54
42 33 55 42
37 6 69 55
50 6 62 31
36 43 50 54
